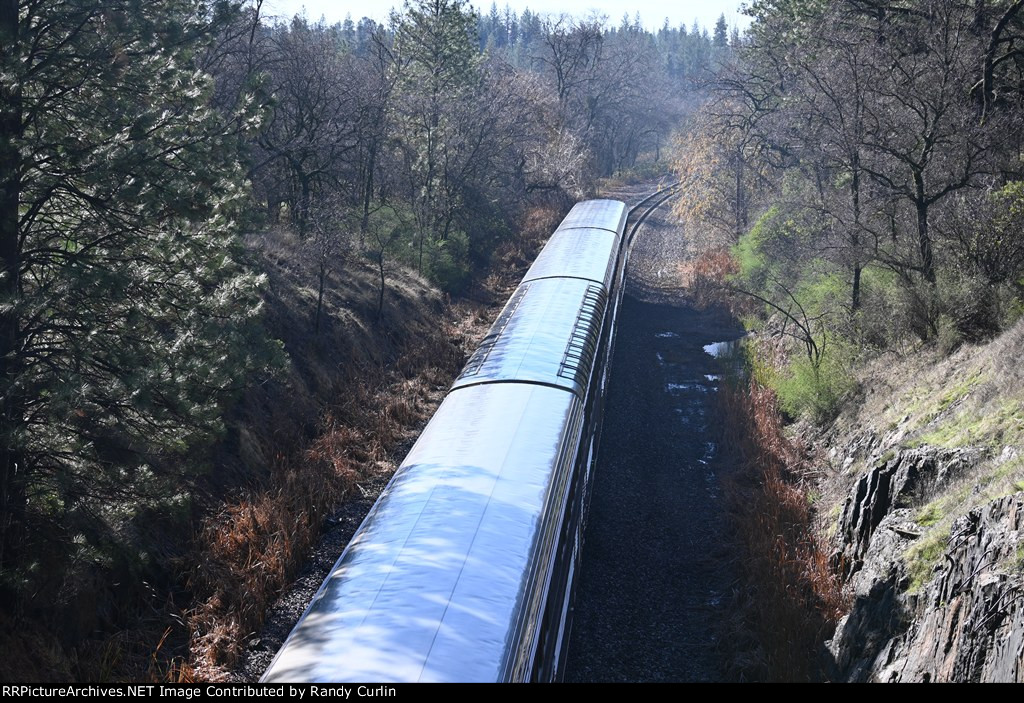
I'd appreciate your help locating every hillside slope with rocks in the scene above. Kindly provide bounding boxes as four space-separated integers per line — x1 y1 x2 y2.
820 321 1024 681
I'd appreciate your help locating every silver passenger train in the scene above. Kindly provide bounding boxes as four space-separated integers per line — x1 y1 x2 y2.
261 199 630 683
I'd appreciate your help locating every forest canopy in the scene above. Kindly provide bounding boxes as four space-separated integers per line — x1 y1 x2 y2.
676 0 1024 421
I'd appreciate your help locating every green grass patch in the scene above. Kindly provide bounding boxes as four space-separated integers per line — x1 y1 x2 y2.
936 373 982 413
916 400 1023 450
905 527 951 592
915 501 943 527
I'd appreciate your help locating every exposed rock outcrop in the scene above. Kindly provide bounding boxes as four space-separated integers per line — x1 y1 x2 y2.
827 443 1024 682
836 447 985 575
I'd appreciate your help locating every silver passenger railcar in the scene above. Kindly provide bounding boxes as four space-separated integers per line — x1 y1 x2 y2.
261 199 629 682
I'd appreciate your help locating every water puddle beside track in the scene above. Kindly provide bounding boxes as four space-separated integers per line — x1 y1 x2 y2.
703 338 745 359
564 293 745 682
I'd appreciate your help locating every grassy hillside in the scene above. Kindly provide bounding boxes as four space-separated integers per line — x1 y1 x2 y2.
824 318 1024 593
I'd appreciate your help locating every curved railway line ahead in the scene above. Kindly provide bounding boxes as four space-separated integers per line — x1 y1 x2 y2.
260 199 631 682
240 180 740 683
563 180 744 682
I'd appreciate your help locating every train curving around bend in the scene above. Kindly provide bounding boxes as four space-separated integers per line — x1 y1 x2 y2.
261 199 629 683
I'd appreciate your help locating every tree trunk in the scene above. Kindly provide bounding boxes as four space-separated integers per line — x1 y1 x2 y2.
852 265 862 312
361 137 377 239
913 171 935 284
0 0 23 569
377 253 385 322
315 262 326 335
734 148 746 239
298 173 311 238
851 161 862 311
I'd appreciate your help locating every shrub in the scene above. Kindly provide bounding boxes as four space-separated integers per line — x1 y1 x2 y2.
423 230 471 294
855 267 913 349
774 345 856 424
362 206 473 295
733 205 780 291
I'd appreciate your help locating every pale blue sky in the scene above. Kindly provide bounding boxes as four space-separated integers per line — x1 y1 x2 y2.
260 0 752 33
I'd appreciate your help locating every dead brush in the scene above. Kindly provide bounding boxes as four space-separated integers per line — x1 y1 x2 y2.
718 380 848 681
186 439 356 675
384 388 423 427
683 249 760 319
183 311 479 679
145 628 196 683
394 332 463 383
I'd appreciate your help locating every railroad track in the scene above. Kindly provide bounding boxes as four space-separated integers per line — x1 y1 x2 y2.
249 185 682 684
627 180 682 244
565 178 741 683
617 180 684 298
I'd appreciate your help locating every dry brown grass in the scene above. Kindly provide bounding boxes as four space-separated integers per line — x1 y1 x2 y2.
679 249 761 320
719 380 848 681
679 248 736 307
186 445 354 674
183 321 469 679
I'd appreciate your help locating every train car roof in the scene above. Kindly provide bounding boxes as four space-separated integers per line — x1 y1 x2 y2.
451 278 607 398
261 383 582 683
520 227 619 291
554 199 627 235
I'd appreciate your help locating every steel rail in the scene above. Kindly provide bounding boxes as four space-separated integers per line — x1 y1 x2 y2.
626 179 682 246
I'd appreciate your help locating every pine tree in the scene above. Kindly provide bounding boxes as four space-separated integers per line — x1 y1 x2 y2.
0 0 274 585
713 14 728 48
390 0 481 262
488 2 504 48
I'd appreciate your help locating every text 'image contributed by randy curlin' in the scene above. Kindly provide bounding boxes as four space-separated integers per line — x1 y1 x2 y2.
2 686 400 699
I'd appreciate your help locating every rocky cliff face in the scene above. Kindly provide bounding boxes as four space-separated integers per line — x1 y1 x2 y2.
826 439 1024 682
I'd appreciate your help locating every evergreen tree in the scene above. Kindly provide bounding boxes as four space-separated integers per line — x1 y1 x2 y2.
0 0 274 585
342 13 356 45
519 8 541 48
504 6 518 47
390 0 481 260
713 14 728 47
488 2 504 48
